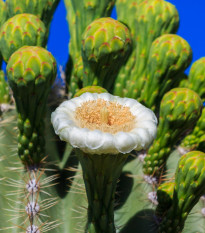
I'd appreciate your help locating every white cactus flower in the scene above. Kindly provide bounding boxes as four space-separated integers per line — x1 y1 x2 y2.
51 93 157 154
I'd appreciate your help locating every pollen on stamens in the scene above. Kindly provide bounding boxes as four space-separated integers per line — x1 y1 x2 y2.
75 99 135 133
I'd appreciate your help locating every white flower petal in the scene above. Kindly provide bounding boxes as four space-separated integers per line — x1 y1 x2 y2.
58 126 71 142
114 132 137 154
51 93 157 155
68 127 87 148
79 92 97 102
136 120 157 138
119 97 138 108
85 130 105 150
97 93 114 102
131 128 153 149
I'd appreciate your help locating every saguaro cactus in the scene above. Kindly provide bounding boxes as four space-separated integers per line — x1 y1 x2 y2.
0 1 205 233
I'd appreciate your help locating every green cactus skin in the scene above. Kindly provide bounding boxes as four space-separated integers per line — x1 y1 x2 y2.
0 71 10 105
6 0 60 29
139 34 192 112
82 17 132 92
166 150 205 233
178 58 205 153
0 13 47 63
179 107 205 154
64 0 116 96
184 57 205 102
0 0 8 67
76 149 128 233
114 0 179 98
0 0 7 28
143 88 202 178
0 1 204 233
179 57 205 102
6 46 57 165
74 85 108 97
156 181 175 218
159 151 205 233
69 55 84 97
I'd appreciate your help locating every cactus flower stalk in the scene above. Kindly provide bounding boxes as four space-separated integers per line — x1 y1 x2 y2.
51 92 157 232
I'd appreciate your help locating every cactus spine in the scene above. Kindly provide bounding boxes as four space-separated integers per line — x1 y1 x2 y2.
0 1 205 233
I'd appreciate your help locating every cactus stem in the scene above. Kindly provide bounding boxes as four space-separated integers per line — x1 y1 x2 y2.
76 149 128 233
0 156 59 232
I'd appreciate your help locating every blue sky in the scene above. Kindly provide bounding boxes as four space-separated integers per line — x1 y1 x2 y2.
47 0 205 74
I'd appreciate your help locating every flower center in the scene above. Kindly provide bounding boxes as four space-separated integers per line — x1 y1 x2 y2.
75 99 135 133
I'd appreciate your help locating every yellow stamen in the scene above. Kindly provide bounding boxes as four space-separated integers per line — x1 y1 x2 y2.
75 99 135 134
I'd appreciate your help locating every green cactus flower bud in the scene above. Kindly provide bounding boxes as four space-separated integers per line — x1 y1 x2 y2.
0 0 8 66
64 0 116 96
159 151 205 233
0 14 47 63
65 0 116 52
156 181 175 217
140 34 192 111
0 0 7 28
6 46 57 165
74 86 107 97
143 88 202 178
6 0 60 28
114 0 180 98
82 17 132 92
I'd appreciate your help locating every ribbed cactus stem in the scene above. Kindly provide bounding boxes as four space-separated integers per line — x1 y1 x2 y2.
64 0 116 96
156 181 175 218
6 46 56 165
114 0 180 99
183 57 205 102
82 17 132 92
143 88 202 178
159 151 205 233
6 0 60 29
76 149 128 233
179 107 205 154
140 34 192 111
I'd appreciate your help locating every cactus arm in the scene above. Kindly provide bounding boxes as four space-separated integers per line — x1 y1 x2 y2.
140 34 192 112
178 58 205 153
6 0 60 28
159 151 205 233
64 0 116 96
143 88 202 178
81 17 132 92
179 108 205 153
114 0 179 99
6 46 57 165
